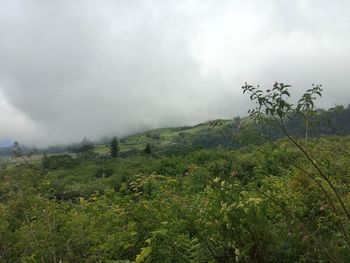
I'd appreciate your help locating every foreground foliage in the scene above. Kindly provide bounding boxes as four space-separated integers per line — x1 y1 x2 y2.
0 135 349 262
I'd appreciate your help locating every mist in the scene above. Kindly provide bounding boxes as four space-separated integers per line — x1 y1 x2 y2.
1 0 350 146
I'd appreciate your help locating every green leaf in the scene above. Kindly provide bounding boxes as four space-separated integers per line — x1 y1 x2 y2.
277 109 284 118
282 91 290 97
135 246 152 263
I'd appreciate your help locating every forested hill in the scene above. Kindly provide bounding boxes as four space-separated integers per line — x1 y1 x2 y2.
1 104 350 158
97 104 350 155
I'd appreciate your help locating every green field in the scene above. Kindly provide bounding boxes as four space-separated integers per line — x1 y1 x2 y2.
95 119 236 155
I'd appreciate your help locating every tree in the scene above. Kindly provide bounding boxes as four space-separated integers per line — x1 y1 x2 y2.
79 137 94 155
110 137 120 158
144 143 152 155
243 82 322 144
13 141 22 158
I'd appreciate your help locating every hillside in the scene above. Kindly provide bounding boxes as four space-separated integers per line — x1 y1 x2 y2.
1 134 350 262
95 119 239 156
3 104 350 162
1 1 350 261
0 119 237 166
1 103 350 261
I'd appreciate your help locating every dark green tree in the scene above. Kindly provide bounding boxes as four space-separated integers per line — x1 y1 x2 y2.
144 143 152 154
110 136 120 158
13 141 22 158
79 137 94 155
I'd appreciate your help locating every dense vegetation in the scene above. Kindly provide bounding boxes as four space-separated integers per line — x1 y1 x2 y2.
0 84 349 262
0 133 349 262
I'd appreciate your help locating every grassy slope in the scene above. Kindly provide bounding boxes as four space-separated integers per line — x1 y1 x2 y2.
0 119 237 166
95 119 236 154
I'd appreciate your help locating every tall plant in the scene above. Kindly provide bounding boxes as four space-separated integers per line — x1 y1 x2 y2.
242 82 350 251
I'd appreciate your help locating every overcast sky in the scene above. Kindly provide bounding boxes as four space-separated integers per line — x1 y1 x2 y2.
1 0 350 146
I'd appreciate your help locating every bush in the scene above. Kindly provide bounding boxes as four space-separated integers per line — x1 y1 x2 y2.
42 154 78 170
94 168 114 178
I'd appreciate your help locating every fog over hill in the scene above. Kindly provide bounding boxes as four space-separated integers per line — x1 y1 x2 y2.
1 0 350 146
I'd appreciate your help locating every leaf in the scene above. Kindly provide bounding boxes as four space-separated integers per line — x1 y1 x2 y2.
135 246 152 263
277 109 284 118
282 91 290 97
279 100 286 108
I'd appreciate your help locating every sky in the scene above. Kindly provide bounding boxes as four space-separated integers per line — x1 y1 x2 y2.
1 0 350 147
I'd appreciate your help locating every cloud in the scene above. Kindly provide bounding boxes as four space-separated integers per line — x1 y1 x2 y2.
0 0 349 146
0 89 42 144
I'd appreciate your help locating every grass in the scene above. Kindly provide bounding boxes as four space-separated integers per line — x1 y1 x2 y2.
0 119 237 161
94 119 236 154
